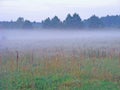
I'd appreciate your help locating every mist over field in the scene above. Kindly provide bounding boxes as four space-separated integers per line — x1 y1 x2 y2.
0 29 120 51
1 0 120 89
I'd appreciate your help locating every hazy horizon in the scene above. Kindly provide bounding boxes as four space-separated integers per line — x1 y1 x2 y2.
0 29 120 51
0 0 120 22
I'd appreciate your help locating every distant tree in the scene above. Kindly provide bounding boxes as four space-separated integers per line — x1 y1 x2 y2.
23 20 33 29
101 15 120 28
42 17 51 28
16 17 24 23
42 16 62 28
16 17 24 28
63 13 83 28
32 22 42 29
50 16 62 28
63 14 73 27
72 13 83 28
84 15 104 28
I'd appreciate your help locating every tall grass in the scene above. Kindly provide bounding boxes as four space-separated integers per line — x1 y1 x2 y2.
0 47 120 90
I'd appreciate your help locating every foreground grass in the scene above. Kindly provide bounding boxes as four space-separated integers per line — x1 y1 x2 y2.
0 48 120 90
1 73 119 90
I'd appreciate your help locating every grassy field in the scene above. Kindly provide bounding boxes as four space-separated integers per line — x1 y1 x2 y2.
0 47 120 90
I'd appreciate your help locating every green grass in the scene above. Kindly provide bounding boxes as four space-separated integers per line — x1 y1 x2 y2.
0 48 120 90
1 72 119 90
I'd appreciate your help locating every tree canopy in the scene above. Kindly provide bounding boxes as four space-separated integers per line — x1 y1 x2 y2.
0 13 120 29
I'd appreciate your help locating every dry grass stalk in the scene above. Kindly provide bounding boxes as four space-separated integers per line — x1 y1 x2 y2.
0 54 2 65
16 51 19 71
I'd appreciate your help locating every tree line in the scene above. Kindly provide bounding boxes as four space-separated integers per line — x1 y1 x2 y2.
0 13 120 29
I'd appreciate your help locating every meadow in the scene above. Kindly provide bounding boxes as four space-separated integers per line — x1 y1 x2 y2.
0 46 120 90
0 30 120 90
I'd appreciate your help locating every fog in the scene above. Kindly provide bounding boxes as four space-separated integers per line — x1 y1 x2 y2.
1 29 120 40
0 29 120 51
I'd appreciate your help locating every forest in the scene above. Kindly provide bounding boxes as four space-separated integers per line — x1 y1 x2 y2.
0 13 120 29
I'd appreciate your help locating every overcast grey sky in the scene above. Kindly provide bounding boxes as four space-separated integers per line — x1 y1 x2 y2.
0 0 120 21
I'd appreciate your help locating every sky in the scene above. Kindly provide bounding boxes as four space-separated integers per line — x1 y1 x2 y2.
0 0 120 22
